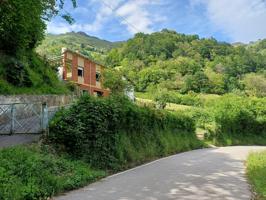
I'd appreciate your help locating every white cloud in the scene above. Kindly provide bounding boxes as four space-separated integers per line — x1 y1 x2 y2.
115 0 161 34
47 22 72 34
190 0 266 42
47 0 165 36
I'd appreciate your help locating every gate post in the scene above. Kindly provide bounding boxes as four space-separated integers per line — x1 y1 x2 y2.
41 103 48 134
10 104 15 135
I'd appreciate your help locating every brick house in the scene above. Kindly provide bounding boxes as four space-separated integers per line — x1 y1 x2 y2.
61 48 110 97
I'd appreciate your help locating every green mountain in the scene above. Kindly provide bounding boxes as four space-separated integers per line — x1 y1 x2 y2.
105 29 266 96
36 29 266 97
36 32 122 61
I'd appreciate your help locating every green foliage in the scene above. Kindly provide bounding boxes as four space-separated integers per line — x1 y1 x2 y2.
154 89 171 109
137 91 202 107
0 0 45 56
105 29 266 96
208 95 266 145
0 145 105 200
247 150 266 200
48 95 202 170
243 73 266 97
0 53 69 94
0 0 77 94
103 68 128 94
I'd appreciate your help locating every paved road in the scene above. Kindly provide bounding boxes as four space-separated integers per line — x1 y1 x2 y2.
0 134 41 148
55 146 266 200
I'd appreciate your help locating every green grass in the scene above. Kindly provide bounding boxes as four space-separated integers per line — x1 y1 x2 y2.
0 145 105 200
247 151 266 200
116 130 203 170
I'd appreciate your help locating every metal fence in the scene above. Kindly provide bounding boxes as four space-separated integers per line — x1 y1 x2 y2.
0 103 71 135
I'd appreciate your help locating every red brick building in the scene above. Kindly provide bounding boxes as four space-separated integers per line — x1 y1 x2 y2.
61 48 110 96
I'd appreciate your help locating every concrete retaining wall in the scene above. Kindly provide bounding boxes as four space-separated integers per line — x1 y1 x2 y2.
0 95 76 107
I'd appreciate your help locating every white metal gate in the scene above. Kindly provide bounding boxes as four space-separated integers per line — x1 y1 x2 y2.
0 103 48 135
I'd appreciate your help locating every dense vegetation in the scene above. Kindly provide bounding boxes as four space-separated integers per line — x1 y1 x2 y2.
0 0 76 94
247 150 266 200
48 95 203 170
206 95 266 145
0 145 105 200
106 30 266 97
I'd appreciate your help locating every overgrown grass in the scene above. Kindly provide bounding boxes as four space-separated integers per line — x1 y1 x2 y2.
0 145 105 200
247 151 266 200
0 53 70 95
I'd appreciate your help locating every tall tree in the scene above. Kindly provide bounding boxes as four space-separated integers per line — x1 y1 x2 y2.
0 0 76 56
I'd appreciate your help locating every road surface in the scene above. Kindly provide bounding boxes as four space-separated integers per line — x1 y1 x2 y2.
55 146 266 200
0 134 41 148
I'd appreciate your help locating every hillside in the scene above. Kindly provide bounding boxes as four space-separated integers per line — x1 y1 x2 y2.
36 29 266 97
36 32 122 61
106 29 266 97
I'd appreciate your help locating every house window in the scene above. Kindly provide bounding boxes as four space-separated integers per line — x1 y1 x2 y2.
78 67 84 77
94 90 103 97
96 72 101 82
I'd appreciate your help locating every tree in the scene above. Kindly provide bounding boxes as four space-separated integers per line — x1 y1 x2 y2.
0 0 76 56
154 89 170 109
182 71 210 93
243 73 266 97
103 68 128 94
0 0 76 87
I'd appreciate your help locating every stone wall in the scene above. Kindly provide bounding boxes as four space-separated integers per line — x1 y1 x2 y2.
0 95 76 107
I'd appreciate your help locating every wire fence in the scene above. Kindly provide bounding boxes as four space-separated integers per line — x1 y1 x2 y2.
0 103 71 135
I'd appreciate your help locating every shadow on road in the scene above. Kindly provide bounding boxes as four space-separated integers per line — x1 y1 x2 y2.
55 146 266 200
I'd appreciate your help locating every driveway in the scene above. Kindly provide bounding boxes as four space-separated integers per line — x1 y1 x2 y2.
55 146 266 200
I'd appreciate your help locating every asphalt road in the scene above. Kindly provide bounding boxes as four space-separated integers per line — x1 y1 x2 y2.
0 134 41 148
55 146 266 200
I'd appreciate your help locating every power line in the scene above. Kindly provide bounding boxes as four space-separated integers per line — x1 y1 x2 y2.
99 0 142 34
98 0 175 57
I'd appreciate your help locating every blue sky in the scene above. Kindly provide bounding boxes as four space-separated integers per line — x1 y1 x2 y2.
47 0 266 43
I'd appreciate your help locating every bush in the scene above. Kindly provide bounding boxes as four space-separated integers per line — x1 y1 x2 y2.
136 91 202 107
48 95 202 170
209 95 266 145
0 145 105 200
165 92 202 106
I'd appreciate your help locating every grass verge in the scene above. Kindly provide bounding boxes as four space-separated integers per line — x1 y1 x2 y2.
0 145 105 200
247 150 266 200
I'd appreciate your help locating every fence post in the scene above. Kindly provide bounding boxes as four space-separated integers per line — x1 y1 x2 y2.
41 103 48 134
10 104 15 135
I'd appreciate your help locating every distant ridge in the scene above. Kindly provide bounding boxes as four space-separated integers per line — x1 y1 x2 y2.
36 32 123 59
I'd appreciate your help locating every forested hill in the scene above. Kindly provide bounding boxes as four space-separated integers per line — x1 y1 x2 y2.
36 32 122 60
106 29 266 96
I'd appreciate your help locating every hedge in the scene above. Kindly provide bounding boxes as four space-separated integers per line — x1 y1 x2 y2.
48 95 202 170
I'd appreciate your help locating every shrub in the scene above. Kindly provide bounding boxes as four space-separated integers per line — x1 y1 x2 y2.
0 145 105 200
48 95 201 170
210 95 266 145
167 92 202 106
